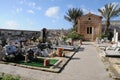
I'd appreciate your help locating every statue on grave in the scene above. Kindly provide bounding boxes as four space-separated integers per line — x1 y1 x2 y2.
42 28 47 43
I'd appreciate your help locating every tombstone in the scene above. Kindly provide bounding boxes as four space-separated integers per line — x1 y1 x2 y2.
112 28 116 42
42 28 47 43
79 39 82 45
115 32 118 43
112 28 118 43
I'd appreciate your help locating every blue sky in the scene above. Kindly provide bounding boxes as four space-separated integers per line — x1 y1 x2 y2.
0 0 119 31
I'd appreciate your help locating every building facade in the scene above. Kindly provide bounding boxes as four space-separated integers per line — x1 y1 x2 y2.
77 13 102 41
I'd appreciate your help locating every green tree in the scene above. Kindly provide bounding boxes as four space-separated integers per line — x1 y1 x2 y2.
98 3 120 35
64 8 83 31
67 31 83 40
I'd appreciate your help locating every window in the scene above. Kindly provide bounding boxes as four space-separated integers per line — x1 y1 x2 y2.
87 27 92 34
87 27 89 34
88 17 91 20
90 27 92 34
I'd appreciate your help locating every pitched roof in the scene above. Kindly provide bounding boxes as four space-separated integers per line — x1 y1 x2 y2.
78 12 102 19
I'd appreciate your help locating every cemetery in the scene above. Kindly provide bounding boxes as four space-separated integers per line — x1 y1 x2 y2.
0 28 80 73
0 2 119 79
94 28 120 79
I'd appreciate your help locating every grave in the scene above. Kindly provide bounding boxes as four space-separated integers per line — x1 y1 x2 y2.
41 28 47 43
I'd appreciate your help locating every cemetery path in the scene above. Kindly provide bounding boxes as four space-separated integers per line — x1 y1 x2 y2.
0 42 112 80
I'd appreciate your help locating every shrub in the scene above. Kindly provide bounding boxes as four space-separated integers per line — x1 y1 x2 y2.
98 32 113 41
107 32 113 41
36 37 42 43
98 33 105 40
67 31 83 40
1 73 20 80
62 36 68 41
31 36 36 42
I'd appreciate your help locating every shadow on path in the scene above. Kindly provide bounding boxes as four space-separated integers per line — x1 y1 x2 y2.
78 47 85 51
71 57 80 60
59 47 81 73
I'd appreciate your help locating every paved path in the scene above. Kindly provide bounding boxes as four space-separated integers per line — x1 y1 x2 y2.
0 42 112 80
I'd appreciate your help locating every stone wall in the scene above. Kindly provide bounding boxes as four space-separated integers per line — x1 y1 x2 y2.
0 29 40 40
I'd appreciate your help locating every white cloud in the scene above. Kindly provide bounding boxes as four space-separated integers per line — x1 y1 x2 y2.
19 0 42 12
20 0 26 4
91 10 100 15
27 10 34 14
16 8 23 13
28 2 36 7
80 5 89 14
82 8 89 14
100 2 120 10
36 6 42 10
111 2 120 5
80 5 99 15
5 21 18 29
45 6 59 18
83 8 99 15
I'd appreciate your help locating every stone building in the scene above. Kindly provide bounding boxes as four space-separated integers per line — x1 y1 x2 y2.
77 13 102 41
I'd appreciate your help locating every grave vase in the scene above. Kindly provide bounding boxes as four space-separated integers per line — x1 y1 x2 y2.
44 59 50 66
57 48 64 57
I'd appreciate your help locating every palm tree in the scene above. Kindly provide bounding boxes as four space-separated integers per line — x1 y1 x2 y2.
64 8 83 31
98 3 120 35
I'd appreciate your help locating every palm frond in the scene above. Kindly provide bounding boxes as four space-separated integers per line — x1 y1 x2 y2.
98 2 120 34
64 8 83 28
64 15 72 22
